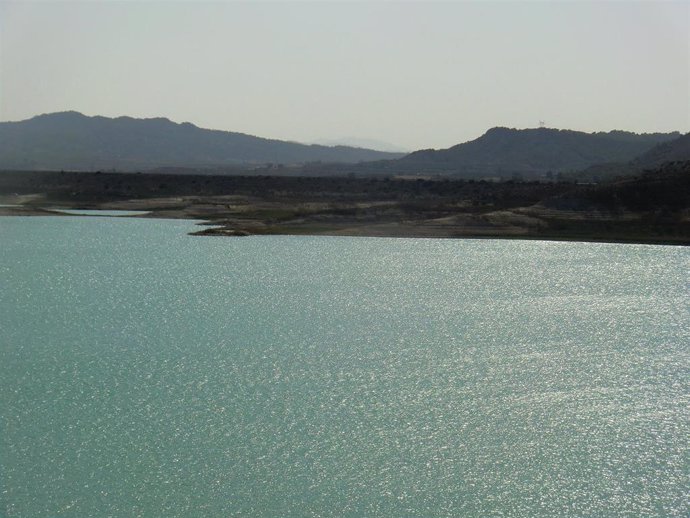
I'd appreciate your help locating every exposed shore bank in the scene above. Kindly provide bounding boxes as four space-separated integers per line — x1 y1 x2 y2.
1 169 688 246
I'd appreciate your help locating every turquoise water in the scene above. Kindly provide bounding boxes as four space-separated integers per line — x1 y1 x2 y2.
1 216 688 517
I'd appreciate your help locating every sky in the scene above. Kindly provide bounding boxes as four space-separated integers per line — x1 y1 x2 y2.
0 1 688 151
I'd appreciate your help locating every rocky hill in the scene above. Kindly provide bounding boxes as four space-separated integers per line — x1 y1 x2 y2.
386 127 679 178
632 132 690 168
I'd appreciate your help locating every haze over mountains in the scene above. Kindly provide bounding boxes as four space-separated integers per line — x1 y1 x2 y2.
312 137 409 153
0 112 684 178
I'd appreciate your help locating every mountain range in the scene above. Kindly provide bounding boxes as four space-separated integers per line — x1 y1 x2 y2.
0 112 684 178
0 112 404 171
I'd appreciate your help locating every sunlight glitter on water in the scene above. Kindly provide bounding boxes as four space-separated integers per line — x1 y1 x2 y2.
1 217 688 517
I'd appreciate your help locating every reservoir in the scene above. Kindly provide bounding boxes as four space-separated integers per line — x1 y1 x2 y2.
1 216 688 516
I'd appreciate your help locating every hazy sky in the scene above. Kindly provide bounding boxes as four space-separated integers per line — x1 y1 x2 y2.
1 1 688 150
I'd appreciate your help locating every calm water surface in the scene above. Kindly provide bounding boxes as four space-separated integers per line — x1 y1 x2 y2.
1 216 688 517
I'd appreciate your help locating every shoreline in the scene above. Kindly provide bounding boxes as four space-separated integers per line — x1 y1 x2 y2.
1 206 687 247
1 169 688 246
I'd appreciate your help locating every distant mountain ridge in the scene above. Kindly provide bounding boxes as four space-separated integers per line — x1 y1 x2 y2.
312 137 409 153
0 112 404 171
0 113 682 178
387 127 680 178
